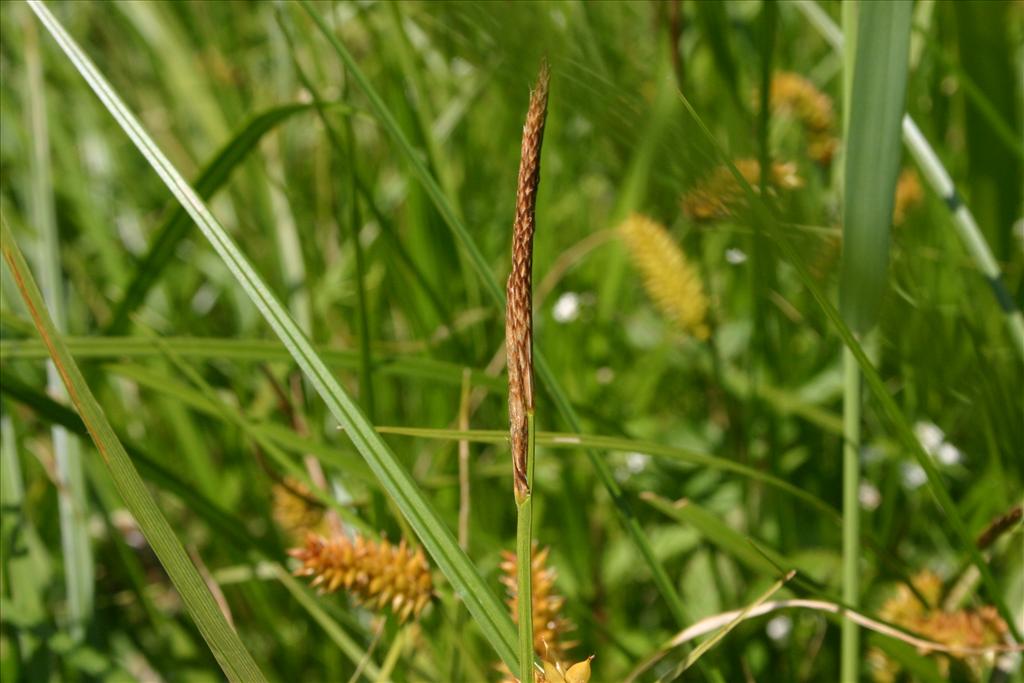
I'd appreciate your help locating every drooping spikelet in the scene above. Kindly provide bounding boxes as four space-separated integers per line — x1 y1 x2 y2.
619 214 710 340
976 505 1022 550
892 167 924 226
290 532 433 623
867 570 1010 683
681 158 803 221
272 477 326 540
769 72 838 164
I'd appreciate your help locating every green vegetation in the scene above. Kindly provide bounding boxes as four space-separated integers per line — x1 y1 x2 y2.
1 2 1021 681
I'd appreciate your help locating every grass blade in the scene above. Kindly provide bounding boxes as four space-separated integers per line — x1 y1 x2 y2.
839 1 912 334
376 426 839 522
23 10 93 640
24 1 519 667
272 565 383 680
1 412 50 661
840 6 912 680
0 335 504 391
1 217 267 682
675 571 795 675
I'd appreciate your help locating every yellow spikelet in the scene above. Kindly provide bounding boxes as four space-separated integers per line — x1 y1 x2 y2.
868 570 1009 682
618 214 710 340
497 544 590 682
272 477 326 540
769 72 838 164
290 532 433 623
892 168 923 226
681 158 803 221
541 656 594 683
500 544 576 663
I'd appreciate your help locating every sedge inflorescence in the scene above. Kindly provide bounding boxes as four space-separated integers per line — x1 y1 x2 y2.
619 213 710 340
681 158 803 222
867 570 1009 682
892 167 924 226
498 544 592 682
290 532 433 623
272 477 326 540
768 71 838 164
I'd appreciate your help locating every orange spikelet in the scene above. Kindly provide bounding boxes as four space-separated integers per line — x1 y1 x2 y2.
290 533 433 623
769 72 838 164
868 570 1010 682
682 158 803 221
497 544 580 682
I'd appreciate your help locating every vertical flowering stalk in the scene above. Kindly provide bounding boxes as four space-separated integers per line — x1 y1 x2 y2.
507 60 549 683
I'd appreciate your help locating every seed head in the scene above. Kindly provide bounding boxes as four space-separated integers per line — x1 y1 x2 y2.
769 71 838 164
976 505 1022 550
868 570 1010 682
619 214 710 340
272 477 326 540
682 158 803 221
290 532 433 623
507 61 549 500
892 168 923 226
498 544 582 682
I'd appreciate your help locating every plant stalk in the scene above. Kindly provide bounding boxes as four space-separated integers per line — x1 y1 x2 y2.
515 411 537 682
840 344 861 682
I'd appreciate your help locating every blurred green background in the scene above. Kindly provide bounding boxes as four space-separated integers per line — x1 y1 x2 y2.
1 1 1021 681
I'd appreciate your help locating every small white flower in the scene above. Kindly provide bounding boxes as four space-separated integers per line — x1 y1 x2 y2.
766 615 792 642
936 442 963 466
914 421 945 454
725 248 748 264
901 462 927 490
624 452 651 473
858 482 881 510
552 292 581 323
595 367 615 385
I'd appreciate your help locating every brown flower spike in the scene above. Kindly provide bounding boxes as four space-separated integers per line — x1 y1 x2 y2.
507 62 549 501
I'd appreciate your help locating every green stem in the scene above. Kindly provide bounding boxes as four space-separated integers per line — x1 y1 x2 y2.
516 411 536 682
841 345 861 683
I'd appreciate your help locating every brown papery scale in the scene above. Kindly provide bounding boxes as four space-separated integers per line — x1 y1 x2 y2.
506 61 549 501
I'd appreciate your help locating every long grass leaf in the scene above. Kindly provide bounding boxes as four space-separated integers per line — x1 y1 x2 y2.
0 336 503 390
1 218 266 682
24 1 519 666
642 494 791 576
839 1 912 334
24 11 93 639
272 565 383 680
0 413 50 658
378 426 839 522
